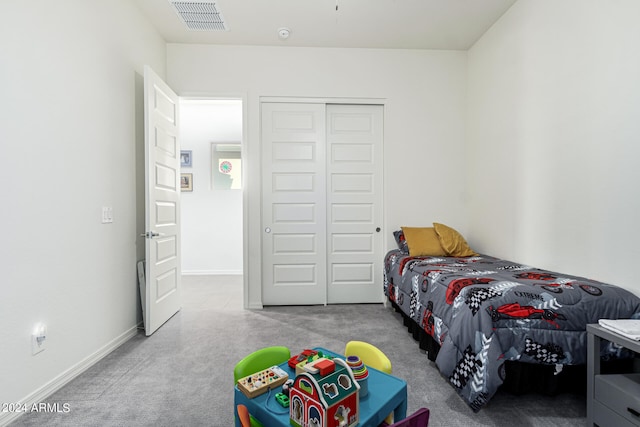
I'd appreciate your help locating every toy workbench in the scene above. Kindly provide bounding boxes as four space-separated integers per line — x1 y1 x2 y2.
237 365 289 399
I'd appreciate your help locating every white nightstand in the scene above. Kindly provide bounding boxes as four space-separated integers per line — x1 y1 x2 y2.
587 324 640 427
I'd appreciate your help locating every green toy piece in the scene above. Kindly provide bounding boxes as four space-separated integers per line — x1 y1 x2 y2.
275 392 290 407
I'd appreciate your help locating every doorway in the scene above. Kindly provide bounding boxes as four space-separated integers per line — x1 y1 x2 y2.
179 99 244 286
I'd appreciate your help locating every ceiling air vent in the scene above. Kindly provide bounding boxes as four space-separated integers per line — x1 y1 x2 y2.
169 1 227 31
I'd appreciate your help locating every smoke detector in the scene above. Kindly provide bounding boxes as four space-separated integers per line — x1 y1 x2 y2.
278 27 291 40
169 1 228 31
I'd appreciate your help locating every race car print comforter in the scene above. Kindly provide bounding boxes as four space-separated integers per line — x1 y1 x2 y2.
383 249 640 411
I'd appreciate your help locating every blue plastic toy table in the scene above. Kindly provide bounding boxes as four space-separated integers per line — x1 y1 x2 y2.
234 347 408 427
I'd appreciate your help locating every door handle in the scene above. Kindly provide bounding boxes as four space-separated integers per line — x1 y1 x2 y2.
140 231 163 239
376 227 381 232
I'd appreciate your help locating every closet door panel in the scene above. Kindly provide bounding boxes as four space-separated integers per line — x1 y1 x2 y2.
261 103 327 305
327 104 384 303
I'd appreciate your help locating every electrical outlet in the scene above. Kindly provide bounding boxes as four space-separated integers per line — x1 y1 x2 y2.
32 323 47 355
101 207 113 224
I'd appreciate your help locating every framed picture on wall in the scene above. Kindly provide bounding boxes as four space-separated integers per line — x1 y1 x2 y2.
180 173 193 192
180 150 192 167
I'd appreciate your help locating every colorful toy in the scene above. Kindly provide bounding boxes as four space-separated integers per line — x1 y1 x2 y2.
345 356 369 397
276 392 290 407
313 359 336 376
289 358 359 427
289 349 318 369
282 379 294 396
295 351 331 375
237 365 289 399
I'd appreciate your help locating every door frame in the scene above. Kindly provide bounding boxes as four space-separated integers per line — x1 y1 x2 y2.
176 92 249 307
250 96 387 308
260 97 386 105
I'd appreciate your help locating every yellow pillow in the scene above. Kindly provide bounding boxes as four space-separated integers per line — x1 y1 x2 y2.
401 227 447 257
433 222 478 257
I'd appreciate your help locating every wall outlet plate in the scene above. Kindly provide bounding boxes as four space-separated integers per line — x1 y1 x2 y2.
102 206 113 224
32 323 47 355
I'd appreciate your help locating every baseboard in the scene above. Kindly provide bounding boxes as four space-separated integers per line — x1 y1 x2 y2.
247 303 264 309
182 270 242 276
0 325 138 427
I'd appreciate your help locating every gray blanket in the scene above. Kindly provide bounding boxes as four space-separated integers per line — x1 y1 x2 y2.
383 249 640 411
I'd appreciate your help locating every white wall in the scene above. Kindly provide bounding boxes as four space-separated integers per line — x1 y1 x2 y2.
167 45 468 308
180 100 243 274
467 0 640 296
0 1 165 422
2 0 637 416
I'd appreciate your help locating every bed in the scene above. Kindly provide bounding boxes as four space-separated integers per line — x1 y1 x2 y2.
383 224 640 412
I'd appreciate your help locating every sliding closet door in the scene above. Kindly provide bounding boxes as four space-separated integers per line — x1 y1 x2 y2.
261 101 384 305
261 103 327 305
326 104 384 303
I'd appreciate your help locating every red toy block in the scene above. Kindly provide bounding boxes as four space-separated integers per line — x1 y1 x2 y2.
314 359 335 376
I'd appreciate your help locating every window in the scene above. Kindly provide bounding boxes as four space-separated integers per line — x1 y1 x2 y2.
211 143 242 190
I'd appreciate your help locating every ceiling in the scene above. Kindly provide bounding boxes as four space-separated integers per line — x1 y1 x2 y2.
134 0 517 50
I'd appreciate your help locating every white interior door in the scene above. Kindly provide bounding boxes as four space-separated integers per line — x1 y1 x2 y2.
261 102 327 305
327 104 384 303
143 65 182 335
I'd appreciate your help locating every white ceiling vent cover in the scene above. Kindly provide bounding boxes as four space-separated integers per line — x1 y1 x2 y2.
169 1 227 31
